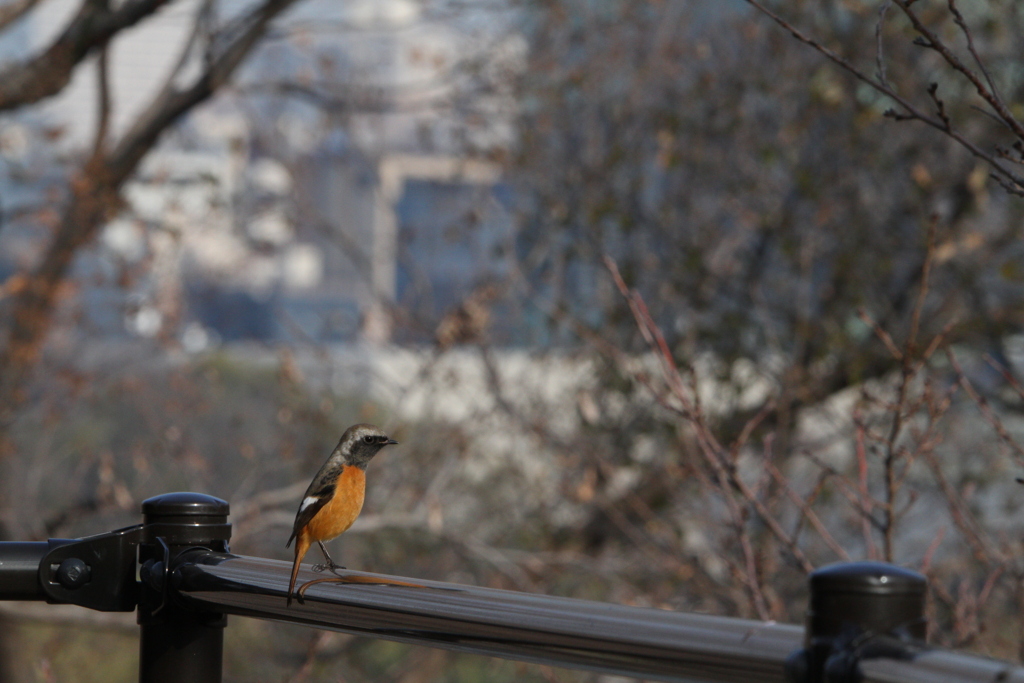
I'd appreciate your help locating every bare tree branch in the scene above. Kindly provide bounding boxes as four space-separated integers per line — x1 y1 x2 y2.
109 0 301 180
741 0 1024 194
0 0 44 34
0 0 172 112
155 0 215 96
91 44 111 155
892 0 1024 141
0 0 304 413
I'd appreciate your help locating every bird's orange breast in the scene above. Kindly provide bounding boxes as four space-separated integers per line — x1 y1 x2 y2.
304 465 366 541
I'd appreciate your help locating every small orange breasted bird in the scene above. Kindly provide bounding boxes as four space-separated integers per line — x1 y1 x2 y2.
286 423 398 605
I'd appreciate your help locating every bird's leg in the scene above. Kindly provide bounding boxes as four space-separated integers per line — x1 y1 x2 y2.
311 540 346 574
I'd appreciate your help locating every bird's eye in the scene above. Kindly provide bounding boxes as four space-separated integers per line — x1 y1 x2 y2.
363 435 374 444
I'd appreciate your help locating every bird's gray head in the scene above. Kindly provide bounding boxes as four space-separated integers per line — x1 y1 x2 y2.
336 423 398 469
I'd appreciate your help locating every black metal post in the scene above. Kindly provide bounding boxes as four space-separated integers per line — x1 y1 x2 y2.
787 561 927 683
137 492 231 683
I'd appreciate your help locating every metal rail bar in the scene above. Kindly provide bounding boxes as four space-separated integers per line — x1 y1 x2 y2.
858 652 1024 683
173 551 802 683
0 542 49 599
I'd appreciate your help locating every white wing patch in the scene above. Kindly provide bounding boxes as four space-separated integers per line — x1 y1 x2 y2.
299 496 319 513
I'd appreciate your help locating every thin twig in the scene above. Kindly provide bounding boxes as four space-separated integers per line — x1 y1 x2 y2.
854 413 880 559
857 308 903 361
983 352 1024 403
947 349 1024 470
907 216 938 355
874 1 893 88
605 256 814 577
765 458 849 560
91 44 111 156
0 0 44 33
947 0 1000 101
921 446 1001 565
893 0 1024 141
920 525 946 572
741 0 1024 193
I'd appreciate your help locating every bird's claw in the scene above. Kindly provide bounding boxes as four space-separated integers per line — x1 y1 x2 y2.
311 562 346 574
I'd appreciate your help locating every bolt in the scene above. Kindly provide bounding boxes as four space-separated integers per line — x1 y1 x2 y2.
56 558 91 589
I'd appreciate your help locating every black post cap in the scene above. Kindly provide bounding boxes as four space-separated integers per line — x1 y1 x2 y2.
807 561 926 641
142 492 229 518
810 561 926 594
141 493 231 546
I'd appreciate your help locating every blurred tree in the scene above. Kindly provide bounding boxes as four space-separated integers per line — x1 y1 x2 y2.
0 0 306 417
0 0 305 679
510 0 1024 443
497 0 1024 638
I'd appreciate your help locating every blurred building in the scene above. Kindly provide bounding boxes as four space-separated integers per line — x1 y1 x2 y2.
0 0 521 348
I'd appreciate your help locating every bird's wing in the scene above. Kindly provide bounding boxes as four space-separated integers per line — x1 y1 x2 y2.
285 474 336 548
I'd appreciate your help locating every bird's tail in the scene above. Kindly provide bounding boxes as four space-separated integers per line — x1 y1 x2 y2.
287 535 309 607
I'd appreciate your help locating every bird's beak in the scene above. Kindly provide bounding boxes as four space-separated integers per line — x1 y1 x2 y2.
387 438 399 445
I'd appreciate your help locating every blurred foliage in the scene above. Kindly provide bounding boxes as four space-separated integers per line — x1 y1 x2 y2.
510 0 1024 415
3 349 361 540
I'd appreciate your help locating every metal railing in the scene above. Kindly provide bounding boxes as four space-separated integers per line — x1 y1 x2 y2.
1 491 1023 683
175 552 801 682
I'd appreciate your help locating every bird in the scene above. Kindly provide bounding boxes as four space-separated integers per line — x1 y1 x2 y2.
286 423 398 605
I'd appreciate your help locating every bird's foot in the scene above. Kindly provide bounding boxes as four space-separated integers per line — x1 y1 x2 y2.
311 561 346 574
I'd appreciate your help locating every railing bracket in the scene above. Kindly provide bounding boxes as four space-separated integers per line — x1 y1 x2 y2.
38 524 143 612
